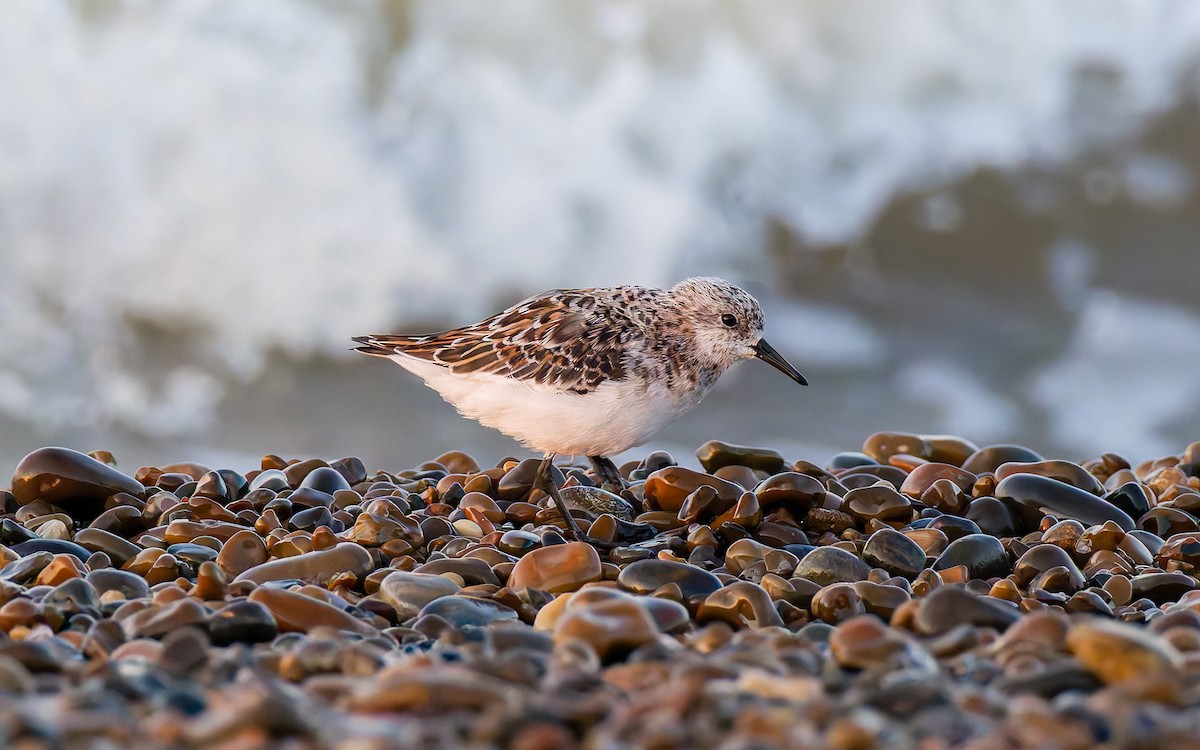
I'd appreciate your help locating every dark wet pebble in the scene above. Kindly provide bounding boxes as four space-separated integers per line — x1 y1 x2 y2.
996 474 1134 531
10 539 92 562
793 547 872 586
209 600 278 646
86 569 151 601
299 466 352 494
862 528 927 580
914 586 1021 635
616 559 723 599
694 440 784 474
418 595 519 627
961 444 1045 474
10 446 144 512
926 515 981 541
932 534 1009 580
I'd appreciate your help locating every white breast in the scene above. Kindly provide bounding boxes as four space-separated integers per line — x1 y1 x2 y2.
388 354 701 456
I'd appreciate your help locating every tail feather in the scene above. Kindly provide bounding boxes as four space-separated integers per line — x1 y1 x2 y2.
351 335 404 358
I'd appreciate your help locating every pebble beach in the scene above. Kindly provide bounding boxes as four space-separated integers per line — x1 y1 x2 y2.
3 436 1200 748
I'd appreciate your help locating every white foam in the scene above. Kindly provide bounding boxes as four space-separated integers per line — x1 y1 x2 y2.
1030 292 1200 461
3 1 1200 437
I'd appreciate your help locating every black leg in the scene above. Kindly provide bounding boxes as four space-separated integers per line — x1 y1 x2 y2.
536 453 586 541
537 453 619 549
588 455 625 494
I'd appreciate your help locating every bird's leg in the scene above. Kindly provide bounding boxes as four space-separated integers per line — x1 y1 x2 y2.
536 453 619 549
535 453 587 542
588 455 625 494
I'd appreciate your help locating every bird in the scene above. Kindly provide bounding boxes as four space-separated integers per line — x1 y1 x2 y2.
352 276 807 545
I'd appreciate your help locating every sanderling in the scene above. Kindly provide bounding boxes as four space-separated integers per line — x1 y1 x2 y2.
353 276 806 545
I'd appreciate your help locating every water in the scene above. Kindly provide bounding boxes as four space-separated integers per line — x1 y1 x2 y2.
3 0 1200 473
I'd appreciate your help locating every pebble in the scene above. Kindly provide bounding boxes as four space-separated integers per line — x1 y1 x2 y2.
11 446 144 512
232 542 373 586
2 437 1200 746
507 542 602 593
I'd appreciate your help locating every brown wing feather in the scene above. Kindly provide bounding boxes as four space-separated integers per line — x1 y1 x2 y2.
352 289 636 394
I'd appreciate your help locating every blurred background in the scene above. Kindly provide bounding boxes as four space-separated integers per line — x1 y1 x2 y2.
3 0 1200 474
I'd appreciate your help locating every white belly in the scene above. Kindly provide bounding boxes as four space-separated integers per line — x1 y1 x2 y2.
389 355 701 456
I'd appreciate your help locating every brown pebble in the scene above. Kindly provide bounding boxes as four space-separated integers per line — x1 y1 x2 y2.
507 542 601 593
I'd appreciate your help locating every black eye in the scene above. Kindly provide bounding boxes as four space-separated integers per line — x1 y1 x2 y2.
721 313 738 327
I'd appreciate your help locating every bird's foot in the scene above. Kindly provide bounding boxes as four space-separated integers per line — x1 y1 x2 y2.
588 455 627 495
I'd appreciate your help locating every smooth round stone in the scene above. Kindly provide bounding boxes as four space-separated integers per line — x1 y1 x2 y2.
862 432 931 463
10 539 91 563
85 569 151 600
793 547 872 586
290 506 334 531
0 551 53 584
558 486 635 521
753 473 825 511
377 572 461 620
926 516 982 543
11 447 144 512
900 463 976 496
89 506 144 537
725 538 799 578
1137 507 1198 537
862 528 927 580
42 578 101 617
1013 544 1085 590
904 528 949 557
216 530 268 578
1131 572 1196 605
828 452 878 470
616 559 723 600
643 466 741 513
496 458 560 501
206 601 277 646
932 534 1009 580
247 587 375 635
913 586 1020 635
507 542 601 593
418 595 519 628
838 466 908 489
249 469 289 493
74 528 141 567
497 530 541 556
122 599 210 640
287 487 335 510
997 474 1134 531
232 542 373 586
921 435 980 467
695 441 784 474
811 583 865 624
963 497 1018 537
1104 482 1153 519
962 445 1045 475
843 485 912 524
1157 533 1200 568
413 558 501 586
166 543 218 565
994 461 1104 495
193 471 232 503
1067 619 1181 685
299 466 352 494
0 519 37 544
697 581 785 629
829 614 909 669
554 591 659 660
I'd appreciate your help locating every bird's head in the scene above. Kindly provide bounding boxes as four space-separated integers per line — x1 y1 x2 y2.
670 277 807 385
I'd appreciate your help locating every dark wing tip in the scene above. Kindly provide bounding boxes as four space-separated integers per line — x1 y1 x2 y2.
351 335 396 358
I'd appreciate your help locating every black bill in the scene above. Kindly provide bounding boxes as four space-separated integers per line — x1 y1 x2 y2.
752 339 807 386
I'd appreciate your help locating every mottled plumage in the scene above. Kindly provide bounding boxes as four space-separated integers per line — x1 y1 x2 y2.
352 277 805 458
